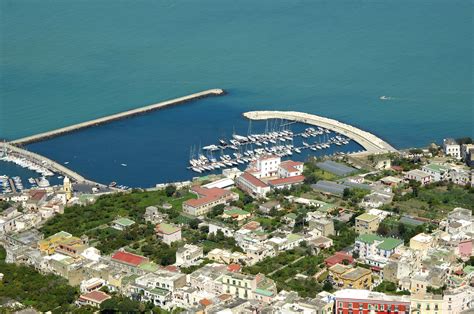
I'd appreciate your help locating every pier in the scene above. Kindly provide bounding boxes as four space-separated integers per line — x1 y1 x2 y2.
3 143 95 185
243 111 397 154
11 89 225 145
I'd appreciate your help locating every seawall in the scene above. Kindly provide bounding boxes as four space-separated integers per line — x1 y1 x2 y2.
11 89 225 145
243 110 397 154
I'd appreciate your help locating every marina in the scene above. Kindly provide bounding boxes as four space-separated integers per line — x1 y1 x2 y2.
243 111 397 154
187 119 361 174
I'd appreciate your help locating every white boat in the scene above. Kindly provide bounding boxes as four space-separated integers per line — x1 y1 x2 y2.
294 148 301 153
37 177 50 187
121 163 127 167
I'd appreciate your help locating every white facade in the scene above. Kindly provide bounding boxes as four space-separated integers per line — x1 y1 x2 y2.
443 138 461 159
175 244 203 267
405 169 432 185
255 156 281 178
208 222 235 237
443 286 474 314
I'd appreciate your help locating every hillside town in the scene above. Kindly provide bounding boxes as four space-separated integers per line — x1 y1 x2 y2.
1 137 473 313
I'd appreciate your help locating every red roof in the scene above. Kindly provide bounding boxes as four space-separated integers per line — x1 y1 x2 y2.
268 175 305 186
279 160 303 173
325 251 354 267
79 291 111 303
199 298 213 307
185 186 232 208
239 172 269 188
227 263 241 272
164 265 179 272
29 190 46 201
391 166 403 172
242 221 261 231
111 251 148 267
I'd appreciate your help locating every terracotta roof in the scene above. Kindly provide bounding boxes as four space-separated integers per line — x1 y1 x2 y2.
279 160 303 172
325 251 354 266
164 265 179 272
240 172 269 188
79 291 111 303
199 298 213 307
111 251 147 267
268 175 305 186
391 166 403 172
218 294 232 301
227 263 241 272
185 186 232 208
242 221 261 231
29 190 46 201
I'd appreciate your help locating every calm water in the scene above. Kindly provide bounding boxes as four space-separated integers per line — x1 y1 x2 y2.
1 0 472 186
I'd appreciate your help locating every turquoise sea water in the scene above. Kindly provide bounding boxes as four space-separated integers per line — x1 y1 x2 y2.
1 0 473 186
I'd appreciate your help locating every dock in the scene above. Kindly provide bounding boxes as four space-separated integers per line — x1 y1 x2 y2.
243 111 397 154
4 143 95 185
11 89 225 145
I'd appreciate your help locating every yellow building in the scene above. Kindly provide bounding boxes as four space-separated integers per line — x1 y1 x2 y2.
55 236 88 257
39 231 73 255
355 213 380 235
410 233 434 253
329 263 352 282
330 263 372 289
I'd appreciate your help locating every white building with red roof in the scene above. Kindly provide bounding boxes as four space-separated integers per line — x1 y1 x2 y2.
236 172 271 198
183 186 239 216
278 160 304 178
236 156 305 197
109 250 149 274
77 290 111 308
253 155 281 178
268 175 305 189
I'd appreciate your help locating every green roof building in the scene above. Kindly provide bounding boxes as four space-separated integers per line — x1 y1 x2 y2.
112 217 136 231
355 234 404 259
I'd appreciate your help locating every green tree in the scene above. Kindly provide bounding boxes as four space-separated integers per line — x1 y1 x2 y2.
165 185 177 197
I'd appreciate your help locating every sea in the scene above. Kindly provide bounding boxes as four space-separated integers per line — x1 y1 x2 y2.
1 0 472 187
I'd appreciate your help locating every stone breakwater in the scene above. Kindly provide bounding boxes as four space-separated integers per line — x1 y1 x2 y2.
11 89 225 145
243 110 397 154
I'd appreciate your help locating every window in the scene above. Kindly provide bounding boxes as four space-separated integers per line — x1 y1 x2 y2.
348 303 353 309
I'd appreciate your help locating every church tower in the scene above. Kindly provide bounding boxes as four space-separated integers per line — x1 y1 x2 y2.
63 176 72 200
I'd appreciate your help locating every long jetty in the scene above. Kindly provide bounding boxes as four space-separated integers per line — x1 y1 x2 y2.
4 143 94 184
11 89 225 145
243 111 398 154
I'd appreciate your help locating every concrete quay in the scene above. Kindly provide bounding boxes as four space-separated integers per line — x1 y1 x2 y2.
11 89 225 145
4 143 95 185
243 111 397 154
